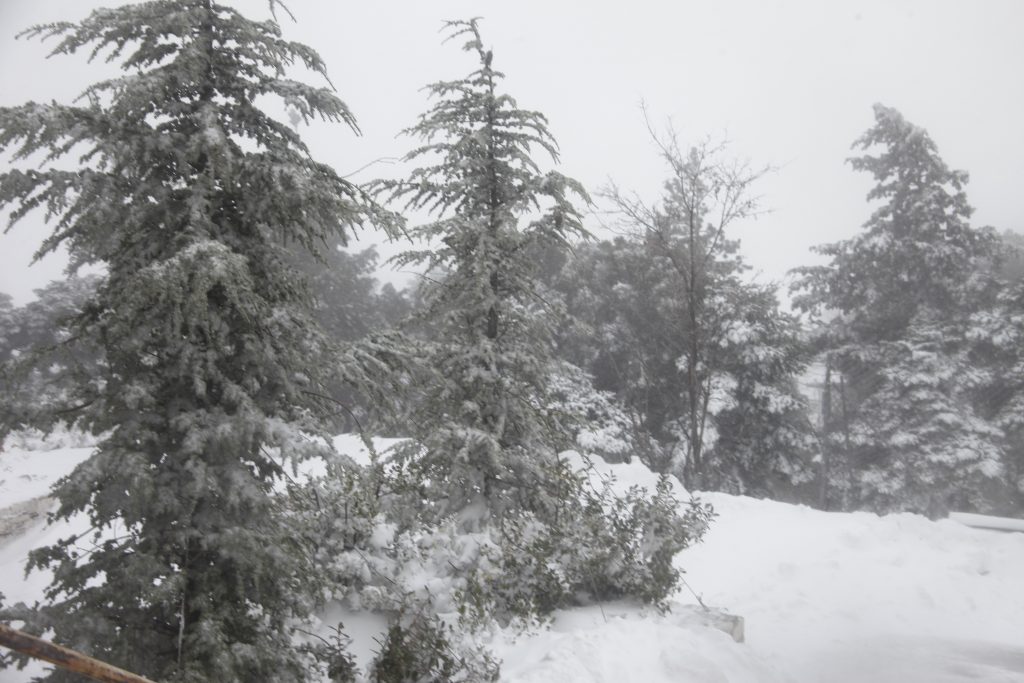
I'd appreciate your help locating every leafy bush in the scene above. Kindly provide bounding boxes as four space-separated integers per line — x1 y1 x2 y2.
286 445 712 679
459 462 713 625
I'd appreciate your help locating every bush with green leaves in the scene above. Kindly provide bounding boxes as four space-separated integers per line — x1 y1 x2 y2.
287 443 710 635
458 461 713 626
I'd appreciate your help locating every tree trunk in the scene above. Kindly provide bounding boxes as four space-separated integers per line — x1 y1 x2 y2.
818 356 833 510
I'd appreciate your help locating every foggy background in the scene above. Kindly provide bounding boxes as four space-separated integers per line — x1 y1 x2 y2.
2 0 1022 304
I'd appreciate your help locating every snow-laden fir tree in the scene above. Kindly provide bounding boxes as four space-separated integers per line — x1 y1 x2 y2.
793 104 994 339
704 281 818 497
376 19 590 523
792 104 1005 515
0 2 382 680
373 19 709 621
966 235 1024 511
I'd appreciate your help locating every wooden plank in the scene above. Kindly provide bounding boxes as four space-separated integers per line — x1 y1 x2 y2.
948 512 1024 533
0 623 157 683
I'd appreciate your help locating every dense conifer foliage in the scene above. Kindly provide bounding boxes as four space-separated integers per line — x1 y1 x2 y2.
0 1 384 679
372 19 709 622
792 105 1009 515
375 18 598 521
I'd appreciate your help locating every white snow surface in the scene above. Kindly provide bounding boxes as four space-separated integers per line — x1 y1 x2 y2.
1 434 1023 682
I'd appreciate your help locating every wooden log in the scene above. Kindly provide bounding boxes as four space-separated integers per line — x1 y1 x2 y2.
0 623 157 683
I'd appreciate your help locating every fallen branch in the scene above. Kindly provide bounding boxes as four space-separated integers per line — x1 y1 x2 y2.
0 623 157 683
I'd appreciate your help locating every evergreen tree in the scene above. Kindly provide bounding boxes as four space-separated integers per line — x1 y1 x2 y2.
0 276 100 360
0 2 381 679
373 20 709 623
995 229 1024 280
704 282 817 496
296 245 410 432
552 235 684 467
0 292 16 365
0 276 103 435
376 19 590 523
793 104 994 339
299 246 409 346
967 237 1024 512
792 104 1004 515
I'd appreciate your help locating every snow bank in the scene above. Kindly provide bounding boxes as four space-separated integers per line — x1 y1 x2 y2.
679 492 1024 682
494 603 785 683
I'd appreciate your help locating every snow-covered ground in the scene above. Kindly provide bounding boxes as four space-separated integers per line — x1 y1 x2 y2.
2 436 1023 682
681 492 1024 683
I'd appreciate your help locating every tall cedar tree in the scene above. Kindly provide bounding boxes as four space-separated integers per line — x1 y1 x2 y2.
0 2 378 680
376 19 589 525
373 28 709 625
792 104 1004 515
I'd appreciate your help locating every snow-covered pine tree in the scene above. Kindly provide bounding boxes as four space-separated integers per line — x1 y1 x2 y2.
966 237 1024 511
376 19 589 524
0 2 380 680
704 282 818 497
373 20 709 622
792 104 1004 515
793 104 994 339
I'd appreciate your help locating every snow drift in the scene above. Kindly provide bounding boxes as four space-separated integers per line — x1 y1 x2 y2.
2 435 1024 682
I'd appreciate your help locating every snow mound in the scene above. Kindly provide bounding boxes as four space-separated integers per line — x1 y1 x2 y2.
679 492 1024 682
494 603 784 683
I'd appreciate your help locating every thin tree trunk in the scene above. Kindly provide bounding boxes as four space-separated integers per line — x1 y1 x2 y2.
819 356 833 510
685 205 703 488
838 371 852 509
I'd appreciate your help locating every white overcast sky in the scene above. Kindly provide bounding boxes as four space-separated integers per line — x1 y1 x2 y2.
1 0 1022 305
